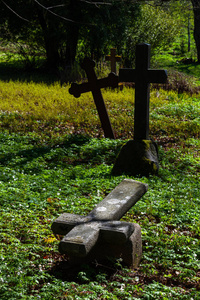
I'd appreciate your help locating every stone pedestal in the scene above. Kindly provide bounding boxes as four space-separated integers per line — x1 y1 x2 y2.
62 223 142 268
112 140 159 177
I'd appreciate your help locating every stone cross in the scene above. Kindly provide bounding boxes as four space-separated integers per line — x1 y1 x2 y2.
69 57 118 139
119 43 167 140
52 179 148 266
105 48 121 74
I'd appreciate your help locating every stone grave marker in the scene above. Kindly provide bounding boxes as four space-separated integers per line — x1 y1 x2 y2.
69 57 118 139
105 48 121 74
52 179 148 267
112 43 168 176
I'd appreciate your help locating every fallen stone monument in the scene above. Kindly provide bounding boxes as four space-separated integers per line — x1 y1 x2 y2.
52 179 148 268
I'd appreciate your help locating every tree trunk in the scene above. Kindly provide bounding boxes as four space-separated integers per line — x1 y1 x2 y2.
35 6 60 69
44 35 60 69
65 24 79 67
65 0 80 67
191 0 200 62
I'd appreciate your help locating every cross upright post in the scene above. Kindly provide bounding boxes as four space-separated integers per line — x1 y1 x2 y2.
105 48 121 74
69 58 118 139
112 44 168 176
119 43 167 140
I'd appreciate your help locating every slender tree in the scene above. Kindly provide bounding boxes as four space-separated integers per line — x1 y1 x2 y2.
191 0 200 62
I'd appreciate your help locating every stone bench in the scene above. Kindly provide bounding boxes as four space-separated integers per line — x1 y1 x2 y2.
51 179 148 267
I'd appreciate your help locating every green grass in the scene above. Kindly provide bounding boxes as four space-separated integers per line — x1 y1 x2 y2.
0 83 200 299
0 49 200 299
0 131 199 299
0 80 199 141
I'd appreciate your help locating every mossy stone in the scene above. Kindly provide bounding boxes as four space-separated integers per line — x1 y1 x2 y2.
112 140 159 177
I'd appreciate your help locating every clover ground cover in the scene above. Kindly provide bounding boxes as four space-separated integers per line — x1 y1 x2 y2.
0 79 199 299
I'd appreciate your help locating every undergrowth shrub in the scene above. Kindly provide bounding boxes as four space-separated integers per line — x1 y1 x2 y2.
123 4 179 67
156 70 200 95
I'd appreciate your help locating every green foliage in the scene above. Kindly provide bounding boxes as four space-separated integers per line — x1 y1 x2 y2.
0 0 139 69
0 77 199 140
0 27 200 297
123 4 180 66
0 128 199 299
0 73 199 298
78 1 139 61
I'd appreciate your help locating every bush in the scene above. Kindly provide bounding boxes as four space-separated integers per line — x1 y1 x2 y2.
123 4 180 67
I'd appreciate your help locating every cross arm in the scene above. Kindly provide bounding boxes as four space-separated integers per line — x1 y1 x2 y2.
119 69 167 84
100 221 135 244
119 69 136 83
88 179 148 221
69 72 118 98
59 220 135 257
147 69 167 83
69 82 92 98
106 55 121 62
51 213 92 235
59 222 100 256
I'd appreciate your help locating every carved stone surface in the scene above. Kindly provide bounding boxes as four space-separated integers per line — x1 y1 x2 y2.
52 179 148 267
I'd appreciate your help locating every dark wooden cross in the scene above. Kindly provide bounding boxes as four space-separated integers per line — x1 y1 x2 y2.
106 48 121 74
119 43 167 140
69 57 118 139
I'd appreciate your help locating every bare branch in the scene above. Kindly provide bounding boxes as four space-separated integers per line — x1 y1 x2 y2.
79 0 112 5
1 0 30 22
46 4 66 10
33 0 76 23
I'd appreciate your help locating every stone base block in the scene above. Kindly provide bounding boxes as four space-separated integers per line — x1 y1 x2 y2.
67 223 142 268
112 139 159 177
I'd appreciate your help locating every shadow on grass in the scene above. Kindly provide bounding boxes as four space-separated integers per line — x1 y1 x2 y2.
0 134 92 173
0 62 59 84
0 133 122 176
48 256 118 283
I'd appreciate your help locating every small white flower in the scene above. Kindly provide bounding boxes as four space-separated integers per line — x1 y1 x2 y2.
135 276 139 282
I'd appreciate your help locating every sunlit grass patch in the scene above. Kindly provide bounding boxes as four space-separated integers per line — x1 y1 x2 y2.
1 80 200 141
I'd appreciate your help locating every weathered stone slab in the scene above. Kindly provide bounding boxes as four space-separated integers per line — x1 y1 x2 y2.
51 213 91 236
88 179 148 221
59 222 100 257
68 223 142 268
52 179 147 266
99 221 135 244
